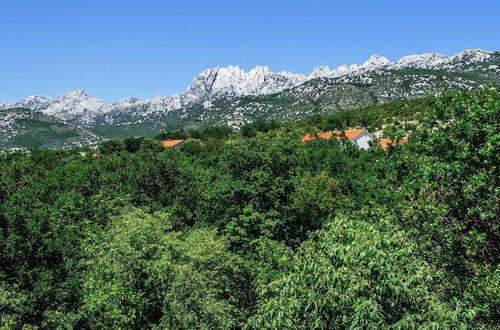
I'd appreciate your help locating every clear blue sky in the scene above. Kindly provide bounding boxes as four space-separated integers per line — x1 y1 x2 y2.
1 0 499 103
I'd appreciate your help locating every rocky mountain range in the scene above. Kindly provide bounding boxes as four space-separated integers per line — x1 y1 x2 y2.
1 48 499 148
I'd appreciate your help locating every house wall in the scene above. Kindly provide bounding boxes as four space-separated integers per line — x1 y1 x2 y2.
173 141 186 150
354 131 373 149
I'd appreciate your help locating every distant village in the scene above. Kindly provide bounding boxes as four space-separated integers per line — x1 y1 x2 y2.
88 128 407 158
157 128 408 152
301 128 408 150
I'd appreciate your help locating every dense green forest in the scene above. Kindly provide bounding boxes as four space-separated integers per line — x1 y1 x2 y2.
0 88 499 328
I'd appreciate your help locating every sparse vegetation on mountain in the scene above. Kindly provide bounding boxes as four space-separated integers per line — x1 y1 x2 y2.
1 49 498 146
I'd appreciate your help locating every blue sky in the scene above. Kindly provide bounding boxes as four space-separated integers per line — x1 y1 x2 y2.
1 0 499 103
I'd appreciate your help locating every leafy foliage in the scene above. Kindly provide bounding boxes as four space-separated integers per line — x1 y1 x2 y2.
0 88 498 328
81 209 247 329
248 212 470 329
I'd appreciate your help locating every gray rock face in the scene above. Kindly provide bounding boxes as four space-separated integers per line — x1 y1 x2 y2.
3 49 496 123
0 48 498 144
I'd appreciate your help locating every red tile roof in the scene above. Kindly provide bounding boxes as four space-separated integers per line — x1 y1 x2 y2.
162 140 184 147
377 137 408 150
301 129 365 143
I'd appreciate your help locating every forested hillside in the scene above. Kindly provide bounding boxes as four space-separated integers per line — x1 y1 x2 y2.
0 88 498 328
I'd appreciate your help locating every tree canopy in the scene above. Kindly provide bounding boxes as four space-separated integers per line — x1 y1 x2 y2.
0 88 498 328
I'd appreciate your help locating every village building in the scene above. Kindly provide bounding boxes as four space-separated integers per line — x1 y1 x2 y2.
301 129 374 149
162 139 186 150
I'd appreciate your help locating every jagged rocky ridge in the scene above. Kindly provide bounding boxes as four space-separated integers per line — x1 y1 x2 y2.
1 48 499 143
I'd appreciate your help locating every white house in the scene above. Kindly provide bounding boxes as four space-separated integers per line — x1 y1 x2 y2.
301 128 374 149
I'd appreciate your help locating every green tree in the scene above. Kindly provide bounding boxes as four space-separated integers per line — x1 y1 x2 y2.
181 139 206 155
81 209 249 329
98 139 126 155
240 125 257 138
202 126 233 140
248 211 472 329
400 87 499 268
139 138 164 152
289 171 341 239
123 136 144 152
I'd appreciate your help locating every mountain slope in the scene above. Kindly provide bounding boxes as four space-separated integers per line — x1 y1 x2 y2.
1 48 499 141
0 108 103 149
187 68 492 128
88 66 499 137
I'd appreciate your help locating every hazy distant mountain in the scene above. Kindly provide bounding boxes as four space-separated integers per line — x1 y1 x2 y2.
1 48 499 145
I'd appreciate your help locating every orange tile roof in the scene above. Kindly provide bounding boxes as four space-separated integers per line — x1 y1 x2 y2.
162 139 184 147
301 129 365 143
301 134 317 142
377 137 408 150
341 129 365 140
91 151 100 158
377 139 395 150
